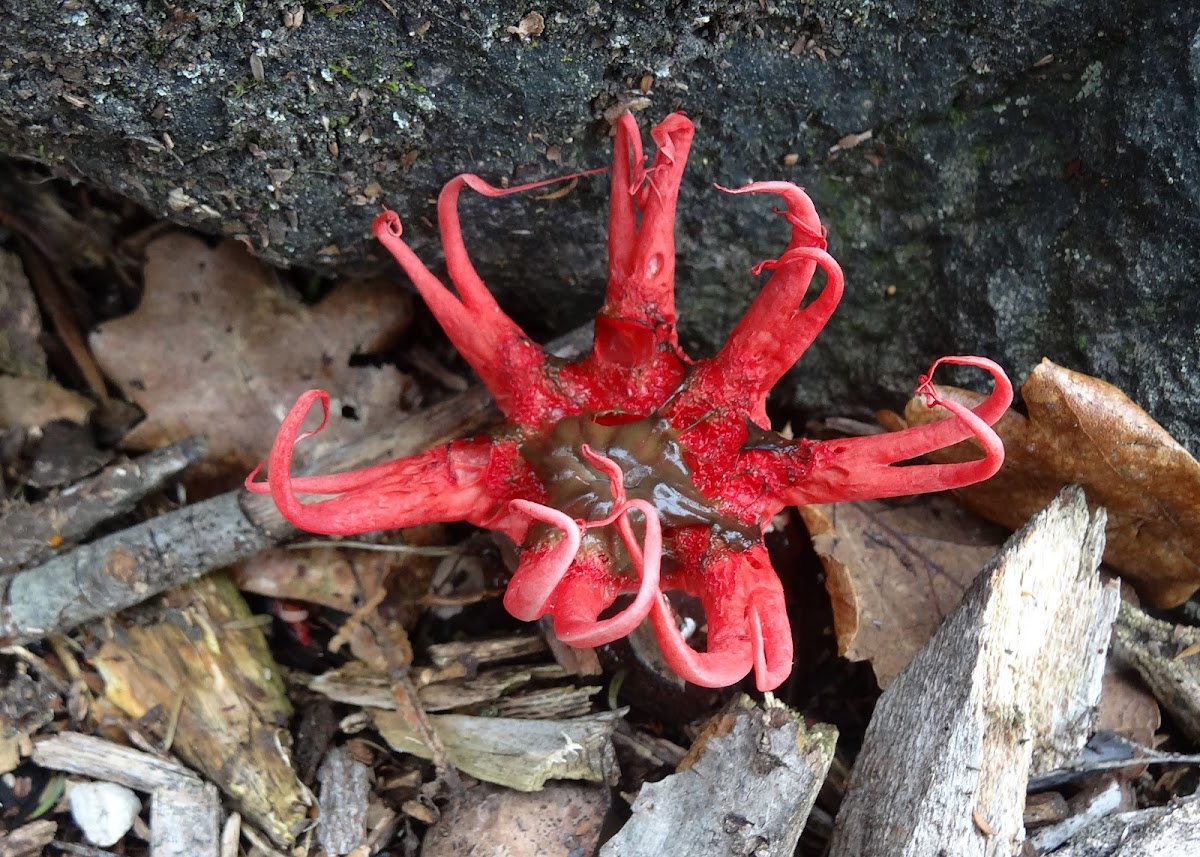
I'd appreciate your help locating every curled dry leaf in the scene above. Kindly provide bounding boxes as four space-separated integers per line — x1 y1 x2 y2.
880 358 1200 607
89 233 412 489
799 495 1006 687
506 10 545 41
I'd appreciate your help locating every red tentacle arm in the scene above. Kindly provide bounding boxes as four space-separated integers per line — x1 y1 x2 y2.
602 112 693 326
591 112 694 371
675 182 843 423
502 501 583 621
783 356 1013 505
651 536 793 690
605 112 644 286
245 390 500 536
372 168 602 425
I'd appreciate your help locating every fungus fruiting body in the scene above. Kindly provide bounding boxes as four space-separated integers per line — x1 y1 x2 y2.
248 112 1012 691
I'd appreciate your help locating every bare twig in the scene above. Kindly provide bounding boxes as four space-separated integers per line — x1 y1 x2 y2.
0 436 208 571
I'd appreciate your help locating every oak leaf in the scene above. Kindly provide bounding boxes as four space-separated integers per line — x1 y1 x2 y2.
90 233 412 488
880 358 1200 607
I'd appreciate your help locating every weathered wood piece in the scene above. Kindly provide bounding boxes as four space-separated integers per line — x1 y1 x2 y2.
90 573 308 848
0 326 591 645
308 660 568 711
424 634 548 670
1051 796 1200 856
315 746 371 857
370 708 621 792
600 697 837 857
1112 601 1200 744
0 819 56 857
828 486 1119 857
0 436 208 571
31 732 221 857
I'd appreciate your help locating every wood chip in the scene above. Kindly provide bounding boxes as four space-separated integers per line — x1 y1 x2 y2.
426 634 547 669
601 697 835 857
828 486 1120 856
370 708 620 792
316 747 370 856
31 732 221 857
89 574 308 847
308 661 566 713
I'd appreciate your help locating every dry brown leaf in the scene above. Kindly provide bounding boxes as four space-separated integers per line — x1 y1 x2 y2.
799 495 1007 687
1097 663 1161 752
90 233 412 487
880 358 1200 607
0 376 94 429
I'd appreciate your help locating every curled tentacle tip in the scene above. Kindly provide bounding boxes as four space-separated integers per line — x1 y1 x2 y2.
749 606 791 692
244 462 270 493
372 208 403 238
915 375 939 405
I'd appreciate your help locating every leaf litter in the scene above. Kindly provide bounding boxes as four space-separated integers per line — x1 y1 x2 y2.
799 495 1007 687
89 231 414 490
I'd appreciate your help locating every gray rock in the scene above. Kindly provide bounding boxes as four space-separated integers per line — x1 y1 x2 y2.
2 1 1197 451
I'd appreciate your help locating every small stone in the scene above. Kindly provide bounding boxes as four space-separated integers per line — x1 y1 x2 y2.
68 781 142 848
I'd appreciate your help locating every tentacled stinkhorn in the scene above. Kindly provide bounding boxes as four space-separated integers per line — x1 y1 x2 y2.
248 112 1011 691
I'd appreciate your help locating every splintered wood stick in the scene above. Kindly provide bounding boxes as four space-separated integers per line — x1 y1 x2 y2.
828 486 1120 857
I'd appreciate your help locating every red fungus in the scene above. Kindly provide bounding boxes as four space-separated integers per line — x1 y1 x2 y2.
247 112 1012 692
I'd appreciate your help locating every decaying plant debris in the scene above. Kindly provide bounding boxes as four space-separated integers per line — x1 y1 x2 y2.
3 160 1200 857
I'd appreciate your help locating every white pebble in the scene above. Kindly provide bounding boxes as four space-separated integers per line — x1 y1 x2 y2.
68 780 142 847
